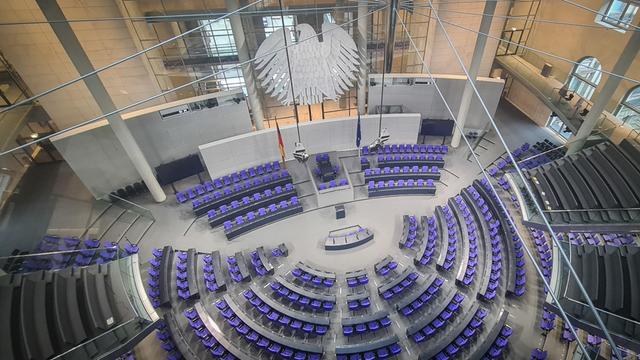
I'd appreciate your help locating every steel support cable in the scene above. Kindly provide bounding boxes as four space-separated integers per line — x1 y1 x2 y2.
402 8 640 86
424 2 623 357
0 5 388 156
396 11 593 358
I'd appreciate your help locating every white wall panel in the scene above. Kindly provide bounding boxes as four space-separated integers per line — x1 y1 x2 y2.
199 114 421 180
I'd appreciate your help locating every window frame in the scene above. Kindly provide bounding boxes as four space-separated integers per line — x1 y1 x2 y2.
597 0 640 30
566 57 602 101
614 86 640 130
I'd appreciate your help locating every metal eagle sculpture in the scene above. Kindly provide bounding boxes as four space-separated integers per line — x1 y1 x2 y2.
254 22 360 106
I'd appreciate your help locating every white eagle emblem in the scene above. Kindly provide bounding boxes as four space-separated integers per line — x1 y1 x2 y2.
254 22 359 105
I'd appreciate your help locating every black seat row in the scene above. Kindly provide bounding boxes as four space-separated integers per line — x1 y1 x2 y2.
0 261 135 360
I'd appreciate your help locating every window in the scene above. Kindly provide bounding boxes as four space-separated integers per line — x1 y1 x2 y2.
567 57 602 100
615 86 640 130
215 64 246 94
597 0 640 29
262 15 296 41
199 19 237 57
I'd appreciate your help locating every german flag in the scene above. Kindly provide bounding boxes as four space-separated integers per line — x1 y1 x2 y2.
276 121 286 165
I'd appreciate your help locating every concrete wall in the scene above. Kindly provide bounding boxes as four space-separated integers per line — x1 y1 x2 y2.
505 78 552 127
51 93 252 198
199 114 421 179
522 0 640 114
0 0 163 130
368 74 504 131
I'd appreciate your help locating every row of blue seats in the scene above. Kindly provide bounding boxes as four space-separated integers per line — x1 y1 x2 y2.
175 251 192 300
368 179 435 190
342 314 392 336
380 271 419 300
479 324 512 359
377 153 444 163
467 186 503 301
242 289 329 336
475 179 526 296
347 295 371 310
318 178 348 190
453 195 479 287
292 267 335 287
365 165 440 177
215 298 322 360
249 250 271 276
182 307 238 359
191 170 290 210
270 281 335 311
155 322 183 360
336 341 402 360
415 216 436 266
202 254 223 293
439 205 458 272
398 276 444 317
400 215 418 249
223 196 299 231
346 271 369 287
375 257 398 276
431 307 489 360
206 183 295 220
176 161 281 203
362 143 449 155
411 292 465 343
531 229 552 283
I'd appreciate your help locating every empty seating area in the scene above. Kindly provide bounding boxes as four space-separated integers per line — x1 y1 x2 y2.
367 178 437 197
407 291 465 343
342 311 392 336
346 291 371 310
399 214 419 249
147 245 173 308
378 267 419 300
0 260 137 360
201 250 226 293
346 269 369 288
249 246 274 276
395 275 444 317
364 165 441 182
216 295 324 359
525 142 640 225
176 161 281 204
292 262 336 287
362 143 449 156
374 256 398 276
449 195 478 287
436 205 457 272
227 252 251 283
223 195 303 239
470 310 511 359
270 277 336 311
463 187 502 302
242 286 330 336
335 334 402 359
325 226 374 250
415 216 438 266
206 182 297 226
19 236 133 273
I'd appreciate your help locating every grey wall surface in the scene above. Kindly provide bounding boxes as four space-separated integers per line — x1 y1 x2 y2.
199 114 421 180
368 75 505 132
52 98 252 198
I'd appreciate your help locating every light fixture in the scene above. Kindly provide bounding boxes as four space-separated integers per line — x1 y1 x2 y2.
367 128 391 153
30 133 39 139
511 27 517 31
293 142 309 163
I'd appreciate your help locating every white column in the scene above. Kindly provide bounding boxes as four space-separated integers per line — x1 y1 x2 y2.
450 0 497 148
226 0 265 130
357 2 368 115
36 0 166 202
567 27 640 154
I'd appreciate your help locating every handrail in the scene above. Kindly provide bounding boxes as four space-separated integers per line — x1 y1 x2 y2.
543 207 640 213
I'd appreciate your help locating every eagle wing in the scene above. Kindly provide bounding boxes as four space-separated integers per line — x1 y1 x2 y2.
254 28 295 105
320 22 359 98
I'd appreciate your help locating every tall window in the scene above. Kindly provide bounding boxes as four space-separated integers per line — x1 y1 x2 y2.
199 19 237 57
567 57 602 100
598 0 640 29
615 86 640 130
262 15 296 41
